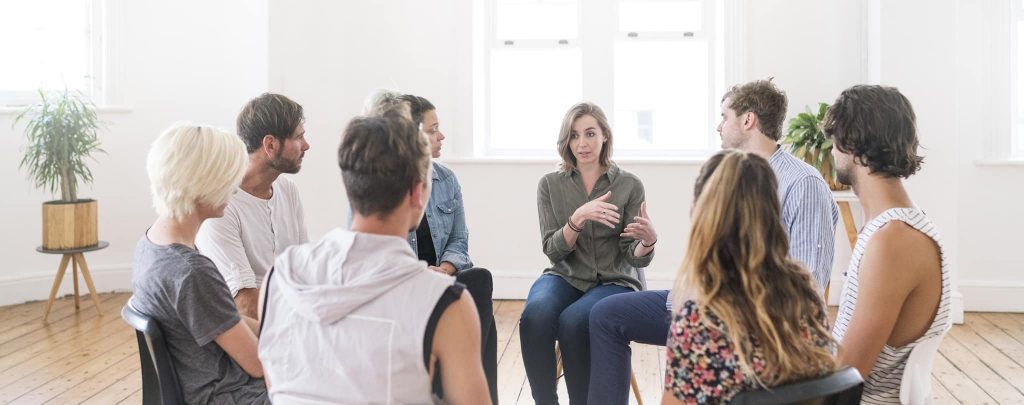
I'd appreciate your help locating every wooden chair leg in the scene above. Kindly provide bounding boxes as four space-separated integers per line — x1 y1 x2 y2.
74 253 103 315
555 344 563 380
838 201 858 247
630 370 643 405
43 254 72 322
72 256 80 309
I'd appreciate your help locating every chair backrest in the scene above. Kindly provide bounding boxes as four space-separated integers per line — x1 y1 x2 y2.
728 367 863 405
636 267 648 291
121 302 186 405
900 331 949 404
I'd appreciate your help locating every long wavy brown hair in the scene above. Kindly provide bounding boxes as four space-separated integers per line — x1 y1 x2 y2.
672 149 836 386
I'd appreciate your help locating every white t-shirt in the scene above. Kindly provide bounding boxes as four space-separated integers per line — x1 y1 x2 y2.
196 176 308 296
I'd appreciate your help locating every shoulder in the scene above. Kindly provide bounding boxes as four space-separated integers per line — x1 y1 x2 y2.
671 300 705 332
612 164 642 182
774 151 826 182
274 175 302 196
538 170 565 188
774 157 830 198
610 164 646 197
432 161 456 180
860 219 940 285
152 246 223 289
867 219 938 261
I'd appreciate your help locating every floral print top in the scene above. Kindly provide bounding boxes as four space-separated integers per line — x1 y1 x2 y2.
664 300 832 404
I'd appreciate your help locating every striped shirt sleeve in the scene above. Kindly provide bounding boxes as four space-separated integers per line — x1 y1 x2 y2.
782 176 838 293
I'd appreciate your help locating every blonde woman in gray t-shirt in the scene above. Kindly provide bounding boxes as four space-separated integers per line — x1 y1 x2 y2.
520 102 657 404
130 123 268 405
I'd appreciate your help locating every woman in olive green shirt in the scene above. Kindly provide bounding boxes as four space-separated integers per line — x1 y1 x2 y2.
519 102 657 404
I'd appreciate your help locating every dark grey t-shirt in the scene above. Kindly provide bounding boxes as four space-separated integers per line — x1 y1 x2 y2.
130 235 269 405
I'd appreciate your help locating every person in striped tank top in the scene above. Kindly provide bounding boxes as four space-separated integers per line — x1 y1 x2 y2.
825 85 952 404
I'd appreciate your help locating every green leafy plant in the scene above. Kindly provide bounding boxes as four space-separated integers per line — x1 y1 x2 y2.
15 89 105 202
781 102 846 190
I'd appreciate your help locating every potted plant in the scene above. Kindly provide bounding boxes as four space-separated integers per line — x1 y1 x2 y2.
15 89 105 249
781 102 848 191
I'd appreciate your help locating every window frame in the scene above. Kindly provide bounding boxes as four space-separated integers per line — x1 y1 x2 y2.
1014 0 1024 155
0 0 108 107
478 0 733 158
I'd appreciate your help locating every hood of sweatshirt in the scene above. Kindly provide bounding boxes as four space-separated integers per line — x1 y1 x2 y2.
271 228 427 324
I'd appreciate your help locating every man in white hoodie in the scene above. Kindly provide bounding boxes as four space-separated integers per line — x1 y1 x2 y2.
256 111 492 404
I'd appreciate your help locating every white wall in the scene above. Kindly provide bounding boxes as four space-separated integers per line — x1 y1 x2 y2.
0 0 268 305
3 0 1022 315
262 0 864 298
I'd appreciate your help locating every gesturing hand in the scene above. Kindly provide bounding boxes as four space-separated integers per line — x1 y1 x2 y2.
572 191 620 229
621 201 657 246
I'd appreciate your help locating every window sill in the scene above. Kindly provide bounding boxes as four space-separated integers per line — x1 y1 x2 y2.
441 156 709 165
0 105 133 115
974 158 1024 167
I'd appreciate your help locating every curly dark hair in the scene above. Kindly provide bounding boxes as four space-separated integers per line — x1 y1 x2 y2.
822 85 923 178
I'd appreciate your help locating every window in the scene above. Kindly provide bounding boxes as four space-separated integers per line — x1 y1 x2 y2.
0 0 104 106
1016 0 1024 155
480 0 728 157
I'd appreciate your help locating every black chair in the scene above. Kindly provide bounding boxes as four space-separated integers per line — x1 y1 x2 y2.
122 302 186 405
728 367 864 405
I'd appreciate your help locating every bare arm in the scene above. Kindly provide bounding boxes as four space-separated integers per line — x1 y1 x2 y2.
257 271 271 390
240 314 260 335
661 391 686 405
235 288 259 320
214 320 263 378
433 291 491 405
257 272 269 323
836 222 935 378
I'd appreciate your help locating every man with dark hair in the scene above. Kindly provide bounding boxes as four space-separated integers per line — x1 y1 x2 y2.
587 79 839 403
827 85 950 403
196 93 310 318
257 112 491 404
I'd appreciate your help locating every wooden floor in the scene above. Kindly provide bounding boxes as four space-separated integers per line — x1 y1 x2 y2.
1 293 1023 404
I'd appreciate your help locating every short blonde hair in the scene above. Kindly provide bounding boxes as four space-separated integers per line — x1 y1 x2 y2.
146 123 248 219
363 89 410 118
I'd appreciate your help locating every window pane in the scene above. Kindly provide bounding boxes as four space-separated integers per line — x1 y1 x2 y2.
0 0 91 93
619 1 702 33
496 0 578 40
489 48 582 151
614 40 710 151
1019 21 1024 120
1019 21 1024 153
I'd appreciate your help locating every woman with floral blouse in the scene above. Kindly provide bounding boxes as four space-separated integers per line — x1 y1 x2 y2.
662 150 836 404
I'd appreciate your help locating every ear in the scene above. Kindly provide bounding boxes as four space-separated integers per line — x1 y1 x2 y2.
409 180 428 210
261 134 279 157
743 112 758 131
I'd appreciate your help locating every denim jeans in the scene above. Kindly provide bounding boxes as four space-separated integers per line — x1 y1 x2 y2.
520 274 632 405
587 290 672 404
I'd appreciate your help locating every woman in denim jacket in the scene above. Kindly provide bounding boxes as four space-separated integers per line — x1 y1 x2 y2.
401 94 498 403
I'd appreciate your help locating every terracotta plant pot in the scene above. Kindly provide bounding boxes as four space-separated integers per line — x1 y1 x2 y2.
42 199 98 250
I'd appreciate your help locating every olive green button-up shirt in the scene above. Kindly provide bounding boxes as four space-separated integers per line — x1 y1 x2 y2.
536 162 654 292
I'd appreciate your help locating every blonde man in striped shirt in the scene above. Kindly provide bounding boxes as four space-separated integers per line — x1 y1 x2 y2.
826 85 951 404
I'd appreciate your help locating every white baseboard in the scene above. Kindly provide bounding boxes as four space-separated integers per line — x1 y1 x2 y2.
958 281 1024 313
494 273 999 324
492 271 676 300
0 264 133 307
